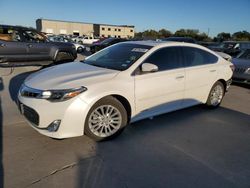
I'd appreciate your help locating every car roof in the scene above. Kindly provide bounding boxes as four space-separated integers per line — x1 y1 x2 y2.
122 40 219 57
123 40 173 47
0 24 35 30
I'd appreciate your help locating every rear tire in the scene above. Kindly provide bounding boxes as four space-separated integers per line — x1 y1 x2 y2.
84 96 128 141
206 81 225 108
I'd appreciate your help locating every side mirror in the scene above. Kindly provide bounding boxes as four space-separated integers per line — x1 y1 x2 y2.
141 63 158 73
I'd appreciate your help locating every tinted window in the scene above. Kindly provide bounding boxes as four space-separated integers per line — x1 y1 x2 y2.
182 47 218 67
22 30 46 42
0 26 22 42
144 47 183 71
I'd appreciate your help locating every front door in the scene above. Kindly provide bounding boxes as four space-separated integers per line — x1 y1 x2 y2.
21 29 51 61
134 47 185 117
0 26 27 64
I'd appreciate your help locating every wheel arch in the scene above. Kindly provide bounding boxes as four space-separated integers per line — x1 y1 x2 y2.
217 79 227 91
87 94 132 124
111 94 132 124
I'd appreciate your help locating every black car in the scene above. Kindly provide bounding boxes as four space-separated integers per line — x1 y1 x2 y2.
0 25 77 67
210 41 250 57
232 49 250 84
87 38 127 54
161 37 197 44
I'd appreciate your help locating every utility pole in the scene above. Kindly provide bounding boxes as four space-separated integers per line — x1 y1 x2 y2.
207 28 210 37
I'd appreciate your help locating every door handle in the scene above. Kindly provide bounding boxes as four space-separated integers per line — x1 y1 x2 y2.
27 44 33 48
209 70 216 72
0 43 6 47
176 76 184 79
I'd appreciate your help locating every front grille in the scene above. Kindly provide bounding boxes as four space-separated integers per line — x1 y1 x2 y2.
235 67 246 73
22 104 39 126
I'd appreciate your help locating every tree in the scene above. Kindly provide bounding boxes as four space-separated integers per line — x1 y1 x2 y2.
174 29 211 41
216 32 231 42
174 29 199 38
158 29 172 38
232 31 250 41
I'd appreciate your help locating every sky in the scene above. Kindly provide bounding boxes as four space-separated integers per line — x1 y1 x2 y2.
0 0 249 37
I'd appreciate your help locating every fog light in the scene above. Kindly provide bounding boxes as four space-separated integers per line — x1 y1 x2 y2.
47 120 61 132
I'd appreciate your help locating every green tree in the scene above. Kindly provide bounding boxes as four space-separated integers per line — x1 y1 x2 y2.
174 29 211 41
158 29 172 38
232 31 250 41
216 32 231 42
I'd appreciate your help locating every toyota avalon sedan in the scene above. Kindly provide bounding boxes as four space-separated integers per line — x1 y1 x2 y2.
18 41 233 141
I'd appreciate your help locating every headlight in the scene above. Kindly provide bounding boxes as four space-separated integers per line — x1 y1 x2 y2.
40 87 87 102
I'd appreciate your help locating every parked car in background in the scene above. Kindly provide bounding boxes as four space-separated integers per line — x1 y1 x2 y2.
161 37 197 43
210 41 250 57
48 36 85 53
232 49 250 84
72 36 84 44
86 38 127 54
81 36 99 44
198 42 220 48
0 25 77 67
18 41 233 141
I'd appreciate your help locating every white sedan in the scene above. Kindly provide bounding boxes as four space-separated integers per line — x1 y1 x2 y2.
18 41 233 141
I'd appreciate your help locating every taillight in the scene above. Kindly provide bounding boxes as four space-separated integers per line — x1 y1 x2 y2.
230 64 235 72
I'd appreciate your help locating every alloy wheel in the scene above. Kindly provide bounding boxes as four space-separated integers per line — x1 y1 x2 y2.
88 105 122 137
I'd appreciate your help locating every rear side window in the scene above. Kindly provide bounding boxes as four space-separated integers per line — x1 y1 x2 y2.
0 26 22 42
182 47 218 67
144 47 183 71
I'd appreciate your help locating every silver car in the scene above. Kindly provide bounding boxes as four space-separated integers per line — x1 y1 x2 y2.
232 49 250 84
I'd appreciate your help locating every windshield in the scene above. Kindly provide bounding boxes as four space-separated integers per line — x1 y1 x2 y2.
84 43 152 71
237 49 250 60
219 42 236 49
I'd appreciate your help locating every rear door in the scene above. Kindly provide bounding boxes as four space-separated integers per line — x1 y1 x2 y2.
182 46 219 106
20 29 52 61
0 26 27 64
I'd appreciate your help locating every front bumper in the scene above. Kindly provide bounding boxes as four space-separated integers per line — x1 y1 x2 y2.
18 94 89 139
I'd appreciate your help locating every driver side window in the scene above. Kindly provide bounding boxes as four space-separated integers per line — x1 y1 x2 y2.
22 30 46 43
143 47 183 72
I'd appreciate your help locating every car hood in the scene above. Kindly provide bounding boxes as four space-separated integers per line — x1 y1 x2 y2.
232 58 250 68
24 62 119 90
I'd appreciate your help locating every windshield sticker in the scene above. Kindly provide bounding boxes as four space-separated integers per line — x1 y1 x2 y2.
131 48 149 53
121 64 128 67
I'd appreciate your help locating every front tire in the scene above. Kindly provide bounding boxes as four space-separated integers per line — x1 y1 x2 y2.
84 97 128 141
206 81 225 108
77 47 83 53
